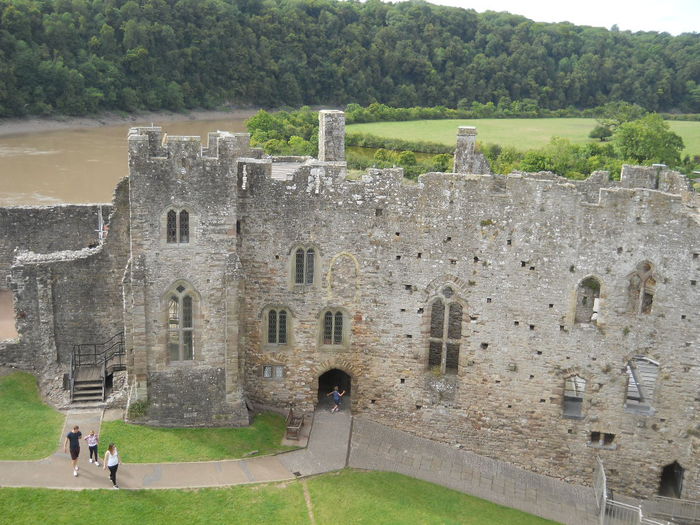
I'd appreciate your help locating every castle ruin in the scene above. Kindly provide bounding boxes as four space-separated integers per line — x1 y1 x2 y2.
1 111 698 501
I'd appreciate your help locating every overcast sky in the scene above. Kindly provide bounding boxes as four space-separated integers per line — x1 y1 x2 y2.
409 0 699 35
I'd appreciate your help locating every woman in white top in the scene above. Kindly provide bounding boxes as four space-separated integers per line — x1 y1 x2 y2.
103 443 120 489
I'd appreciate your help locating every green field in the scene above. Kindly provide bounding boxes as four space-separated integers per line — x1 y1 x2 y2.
347 118 700 156
0 470 559 525
100 413 298 462
0 372 64 460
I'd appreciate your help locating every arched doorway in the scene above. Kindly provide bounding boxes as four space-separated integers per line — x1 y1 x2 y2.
317 368 352 410
658 461 684 498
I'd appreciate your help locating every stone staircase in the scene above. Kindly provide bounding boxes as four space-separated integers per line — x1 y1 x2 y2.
71 367 103 403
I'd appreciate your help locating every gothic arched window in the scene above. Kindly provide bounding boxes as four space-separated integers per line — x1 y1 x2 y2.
167 283 196 361
166 208 190 244
428 286 463 374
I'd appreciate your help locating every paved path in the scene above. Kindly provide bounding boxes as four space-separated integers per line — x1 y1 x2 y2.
0 404 351 491
0 404 599 524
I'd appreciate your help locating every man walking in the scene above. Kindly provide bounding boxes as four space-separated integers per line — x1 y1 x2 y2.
63 425 82 477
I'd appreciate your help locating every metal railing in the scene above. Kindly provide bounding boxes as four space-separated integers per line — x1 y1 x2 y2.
643 495 700 524
70 331 126 401
595 458 674 525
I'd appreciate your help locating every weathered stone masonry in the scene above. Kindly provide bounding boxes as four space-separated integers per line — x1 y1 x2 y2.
1 111 698 500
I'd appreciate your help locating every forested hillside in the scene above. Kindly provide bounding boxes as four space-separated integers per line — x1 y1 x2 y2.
1 0 699 117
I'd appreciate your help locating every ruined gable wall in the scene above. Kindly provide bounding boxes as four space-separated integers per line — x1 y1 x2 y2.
237 163 699 498
0 206 103 288
5 180 130 371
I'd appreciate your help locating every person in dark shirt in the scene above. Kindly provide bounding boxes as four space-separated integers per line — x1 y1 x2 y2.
63 425 82 477
327 386 346 413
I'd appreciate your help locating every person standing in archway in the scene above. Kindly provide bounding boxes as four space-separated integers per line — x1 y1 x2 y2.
327 386 345 413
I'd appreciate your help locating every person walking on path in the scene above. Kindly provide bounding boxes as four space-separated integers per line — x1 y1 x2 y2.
85 430 99 466
327 386 345 413
63 425 82 477
103 443 120 489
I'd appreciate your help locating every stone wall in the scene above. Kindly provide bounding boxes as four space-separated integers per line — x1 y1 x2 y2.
3 180 130 370
236 151 699 499
124 128 251 426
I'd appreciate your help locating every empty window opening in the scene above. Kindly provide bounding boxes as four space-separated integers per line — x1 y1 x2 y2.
294 247 315 285
450 259 457 265
0 289 18 340
486 298 492 303
529 324 535 331
589 431 601 444
507 239 512 245
396 255 402 260
417 308 424 314
480 343 489 349
549 304 554 308
267 309 288 345
521 261 527 267
536 350 542 355
658 461 684 498
694 253 699 259
404 284 413 291
681 314 686 320
275 254 280 259
563 375 586 418
628 262 655 314
529 266 535 271
400 308 406 312
166 209 190 244
395 232 400 236
427 287 462 374
474 256 479 263
575 277 601 324
539 399 546 403
417 252 422 259
405 334 412 339
603 433 615 446
560 325 565 331
617 247 623 254
375 208 383 217
625 356 659 414
445 236 451 242
236 220 241 235
167 283 196 361
692 280 697 286
370 399 376 404
400 378 405 384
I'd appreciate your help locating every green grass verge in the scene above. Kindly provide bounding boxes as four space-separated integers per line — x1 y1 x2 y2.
307 470 559 525
0 371 64 460
347 118 700 156
0 482 308 525
100 412 298 462
0 470 560 525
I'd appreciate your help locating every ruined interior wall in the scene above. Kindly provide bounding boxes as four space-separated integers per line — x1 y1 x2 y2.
5 180 130 370
0 205 105 285
238 165 699 499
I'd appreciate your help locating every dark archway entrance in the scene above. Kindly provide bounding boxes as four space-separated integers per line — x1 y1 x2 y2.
317 369 352 410
658 461 684 498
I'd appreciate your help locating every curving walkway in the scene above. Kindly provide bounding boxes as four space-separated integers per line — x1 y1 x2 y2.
0 403 352 491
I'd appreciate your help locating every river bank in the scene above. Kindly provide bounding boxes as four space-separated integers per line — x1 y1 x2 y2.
0 108 260 138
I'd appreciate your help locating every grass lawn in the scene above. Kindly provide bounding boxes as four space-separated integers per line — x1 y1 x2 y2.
0 482 308 525
347 118 700 156
100 412 298 462
0 371 64 460
0 470 560 525
307 470 558 525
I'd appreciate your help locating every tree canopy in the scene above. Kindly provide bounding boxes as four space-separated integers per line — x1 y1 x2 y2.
1 0 700 117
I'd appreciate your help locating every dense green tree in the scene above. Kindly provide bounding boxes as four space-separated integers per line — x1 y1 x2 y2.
613 113 685 165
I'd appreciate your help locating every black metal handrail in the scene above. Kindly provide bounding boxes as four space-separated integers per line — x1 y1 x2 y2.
70 331 126 401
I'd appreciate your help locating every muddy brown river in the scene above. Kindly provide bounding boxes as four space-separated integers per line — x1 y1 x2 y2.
0 117 249 206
